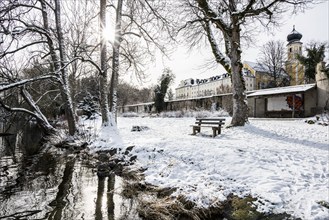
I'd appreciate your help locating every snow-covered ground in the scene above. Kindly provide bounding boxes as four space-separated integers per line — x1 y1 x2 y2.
88 116 329 220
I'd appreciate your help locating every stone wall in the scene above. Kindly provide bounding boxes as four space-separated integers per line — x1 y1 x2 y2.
118 94 233 115
164 95 232 113
316 62 329 111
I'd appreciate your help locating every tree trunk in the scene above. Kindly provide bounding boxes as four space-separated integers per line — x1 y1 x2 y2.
99 0 111 126
54 0 78 135
229 22 248 126
109 0 123 123
40 0 78 135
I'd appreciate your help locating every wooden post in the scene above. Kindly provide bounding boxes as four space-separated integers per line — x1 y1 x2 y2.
253 98 257 117
292 95 295 118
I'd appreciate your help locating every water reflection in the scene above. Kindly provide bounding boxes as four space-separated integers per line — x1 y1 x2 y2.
0 145 140 219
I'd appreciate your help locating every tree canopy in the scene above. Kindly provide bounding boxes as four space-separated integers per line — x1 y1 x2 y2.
297 42 327 82
154 68 175 113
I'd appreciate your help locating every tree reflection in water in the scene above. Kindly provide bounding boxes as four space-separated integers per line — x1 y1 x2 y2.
0 147 139 219
0 122 139 219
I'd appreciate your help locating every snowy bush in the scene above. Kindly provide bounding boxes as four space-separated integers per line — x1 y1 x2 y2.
159 111 184 118
119 109 229 118
210 109 230 117
183 109 229 118
314 112 329 126
77 93 99 119
159 109 229 118
121 112 139 117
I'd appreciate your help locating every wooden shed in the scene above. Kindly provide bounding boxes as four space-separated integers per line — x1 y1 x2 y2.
247 84 317 118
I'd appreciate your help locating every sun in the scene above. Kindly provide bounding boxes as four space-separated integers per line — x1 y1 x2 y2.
102 24 115 43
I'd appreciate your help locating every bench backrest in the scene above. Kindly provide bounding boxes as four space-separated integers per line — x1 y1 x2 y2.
195 118 225 121
195 118 226 126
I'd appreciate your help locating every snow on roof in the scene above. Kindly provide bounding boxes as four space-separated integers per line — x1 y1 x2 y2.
244 61 269 72
244 61 287 77
121 102 154 107
247 84 316 97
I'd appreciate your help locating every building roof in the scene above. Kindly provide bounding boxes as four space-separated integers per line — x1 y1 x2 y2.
287 26 302 43
244 61 269 73
244 61 288 77
247 84 315 97
122 102 154 107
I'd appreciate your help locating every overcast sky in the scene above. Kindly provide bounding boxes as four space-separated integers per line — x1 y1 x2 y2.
126 1 329 89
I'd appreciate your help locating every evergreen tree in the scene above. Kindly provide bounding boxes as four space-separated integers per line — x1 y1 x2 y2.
154 69 175 113
297 42 327 82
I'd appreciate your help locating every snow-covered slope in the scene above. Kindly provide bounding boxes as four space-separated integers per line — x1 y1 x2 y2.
116 117 328 220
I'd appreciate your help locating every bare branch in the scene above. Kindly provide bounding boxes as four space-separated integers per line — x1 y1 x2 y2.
0 98 38 118
203 21 231 73
0 75 56 92
0 40 47 59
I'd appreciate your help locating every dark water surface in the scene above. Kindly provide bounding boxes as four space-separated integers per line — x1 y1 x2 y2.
0 134 139 220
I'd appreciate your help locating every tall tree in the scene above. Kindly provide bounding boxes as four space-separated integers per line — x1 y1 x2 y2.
179 0 315 126
117 82 152 106
109 0 123 123
99 0 111 126
258 40 288 87
297 42 327 83
64 0 97 112
106 0 176 122
53 0 77 135
154 68 175 113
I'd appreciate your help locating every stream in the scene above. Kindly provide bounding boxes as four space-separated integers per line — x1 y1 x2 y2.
0 130 139 220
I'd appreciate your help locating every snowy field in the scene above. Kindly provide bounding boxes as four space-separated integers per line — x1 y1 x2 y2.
88 116 329 219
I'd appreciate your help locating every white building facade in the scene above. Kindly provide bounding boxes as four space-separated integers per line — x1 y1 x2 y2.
175 71 255 100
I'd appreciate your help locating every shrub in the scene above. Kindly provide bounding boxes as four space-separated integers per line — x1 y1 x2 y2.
121 112 139 117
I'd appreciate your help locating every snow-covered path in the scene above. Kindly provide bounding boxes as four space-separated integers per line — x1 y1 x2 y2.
116 117 329 219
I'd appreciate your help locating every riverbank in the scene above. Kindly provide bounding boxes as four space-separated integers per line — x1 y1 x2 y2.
1 113 327 219
106 115 328 220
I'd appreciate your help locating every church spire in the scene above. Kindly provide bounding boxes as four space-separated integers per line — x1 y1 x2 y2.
287 25 302 43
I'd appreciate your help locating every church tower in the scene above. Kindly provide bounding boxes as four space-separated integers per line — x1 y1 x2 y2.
285 26 305 85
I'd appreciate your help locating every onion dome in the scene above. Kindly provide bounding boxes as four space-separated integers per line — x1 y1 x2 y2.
287 25 302 43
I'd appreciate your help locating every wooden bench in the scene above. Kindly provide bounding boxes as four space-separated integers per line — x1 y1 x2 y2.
192 118 226 137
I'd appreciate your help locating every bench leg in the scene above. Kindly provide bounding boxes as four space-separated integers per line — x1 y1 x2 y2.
212 127 217 137
192 126 200 135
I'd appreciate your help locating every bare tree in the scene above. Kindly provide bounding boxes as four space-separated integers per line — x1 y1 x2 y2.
99 0 111 126
117 82 152 106
109 0 123 123
106 0 176 122
53 0 77 135
178 0 315 126
63 0 98 112
0 0 78 135
258 40 288 87
0 0 176 137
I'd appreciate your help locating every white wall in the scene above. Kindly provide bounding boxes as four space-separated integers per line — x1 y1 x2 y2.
267 96 290 111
